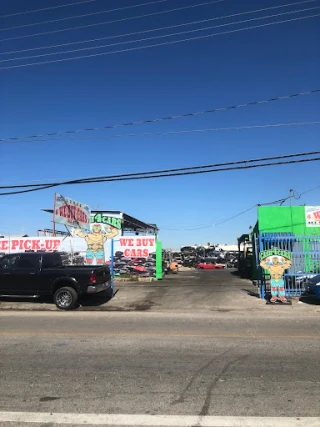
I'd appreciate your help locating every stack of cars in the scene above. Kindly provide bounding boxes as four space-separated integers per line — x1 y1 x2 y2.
170 246 240 270
112 251 157 278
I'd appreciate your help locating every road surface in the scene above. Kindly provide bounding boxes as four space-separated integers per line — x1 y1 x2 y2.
0 310 320 426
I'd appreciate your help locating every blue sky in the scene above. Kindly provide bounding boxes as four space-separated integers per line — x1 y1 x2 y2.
0 0 319 248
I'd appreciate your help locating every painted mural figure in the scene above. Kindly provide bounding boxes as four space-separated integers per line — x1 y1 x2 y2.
260 249 292 303
75 224 119 265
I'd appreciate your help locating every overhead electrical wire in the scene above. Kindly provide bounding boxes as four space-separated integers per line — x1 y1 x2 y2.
2 121 320 145
0 0 173 31
1 13 319 70
161 184 320 230
298 184 320 196
0 0 103 18
0 0 314 54
161 205 269 230
4 151 319 188
0 0 227 41
1 158 319 196
160 205 258 230
2 6 319 63
0 152 319 196
2 151 319 187
290 184 320 201
1 89 318 143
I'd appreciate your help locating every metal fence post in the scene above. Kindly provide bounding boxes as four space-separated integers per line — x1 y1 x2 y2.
156 241 163 280
259 233 265 300
110 238 114 297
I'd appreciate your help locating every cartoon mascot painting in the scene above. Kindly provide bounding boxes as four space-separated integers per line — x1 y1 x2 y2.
260 248 292 303
75 224 119 265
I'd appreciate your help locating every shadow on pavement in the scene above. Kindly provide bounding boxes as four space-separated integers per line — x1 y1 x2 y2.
0 293 115 309
79 289 118 308
242 289 260 298
299 296 320 305
230 270 251 280
0 295 50 304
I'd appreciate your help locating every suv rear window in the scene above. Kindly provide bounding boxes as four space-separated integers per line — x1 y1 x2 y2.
16 256 40 269
42 253 62 268
0 255 18 269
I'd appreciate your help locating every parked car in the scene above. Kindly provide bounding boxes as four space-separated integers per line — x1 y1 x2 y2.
0 252 112 310
304 274 320 299
197 262 225 270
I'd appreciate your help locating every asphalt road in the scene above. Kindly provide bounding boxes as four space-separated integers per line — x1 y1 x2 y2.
1 310 320 426
1 270 319 426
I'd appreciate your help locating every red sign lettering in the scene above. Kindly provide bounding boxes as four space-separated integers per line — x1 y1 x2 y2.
11 240 19 250
120 238 134 247
56 204 89 224
124 249 149 257
314 211 320 220
0 240 9 251
32 240 41 250
24 240 32 250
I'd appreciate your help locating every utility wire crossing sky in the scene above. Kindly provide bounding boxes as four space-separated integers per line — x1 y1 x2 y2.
1 89 319 142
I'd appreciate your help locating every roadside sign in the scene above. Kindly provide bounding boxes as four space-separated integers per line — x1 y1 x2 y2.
54 193 91 231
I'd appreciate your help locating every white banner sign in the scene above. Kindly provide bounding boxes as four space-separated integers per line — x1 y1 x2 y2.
54 193 91 231
0 235 155 264
116 237 156 258
58 235 156 265
0 237 62 254
305 206 320 227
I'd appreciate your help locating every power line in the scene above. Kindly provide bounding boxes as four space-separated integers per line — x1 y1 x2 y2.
3 121 320 145
1 157 319 196
6 151 317 188
294 184 320 197
0 0 101 18
2 125 317 184
161 205 258 230
36 151 320 184
0 0 172 31
3 5 318 63
1 89 319 142
0 152 319 195
0 0 227 41
162 183 320 231
2 13 319 70
1 0 314 55
160 197 292 230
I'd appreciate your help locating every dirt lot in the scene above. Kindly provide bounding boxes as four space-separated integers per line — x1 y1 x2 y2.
0 269 319 312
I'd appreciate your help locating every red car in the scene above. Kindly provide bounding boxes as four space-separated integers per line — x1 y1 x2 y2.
197 262 225 270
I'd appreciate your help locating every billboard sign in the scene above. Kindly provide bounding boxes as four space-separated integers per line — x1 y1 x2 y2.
0 237 62 254
305 206 320 227
115 237 156 258
72 212 123 265
60 211 155 265
60 233 155 265
259 247 291 303
54 193 91 231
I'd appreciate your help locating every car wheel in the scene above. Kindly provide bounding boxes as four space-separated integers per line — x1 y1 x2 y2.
54 286 78 310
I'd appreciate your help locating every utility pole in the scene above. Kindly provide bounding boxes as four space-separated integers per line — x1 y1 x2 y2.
289 189 293 207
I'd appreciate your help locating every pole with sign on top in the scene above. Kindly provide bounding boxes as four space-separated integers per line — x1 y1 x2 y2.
110 238 115 297
156 240 163 280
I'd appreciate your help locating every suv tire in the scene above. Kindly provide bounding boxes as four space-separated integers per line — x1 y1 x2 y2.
54 286 78 310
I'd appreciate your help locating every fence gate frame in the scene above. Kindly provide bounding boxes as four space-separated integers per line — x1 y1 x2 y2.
257 232 320 298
